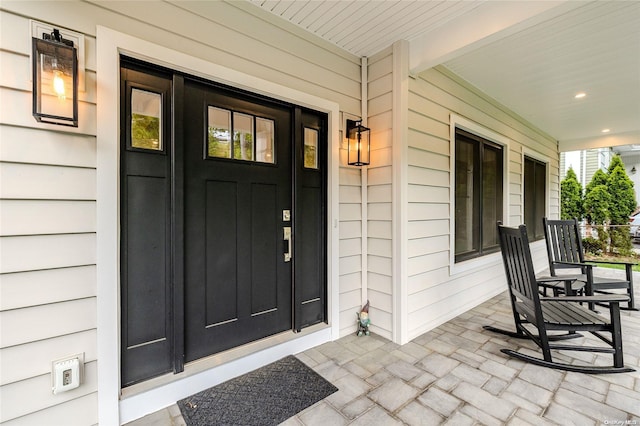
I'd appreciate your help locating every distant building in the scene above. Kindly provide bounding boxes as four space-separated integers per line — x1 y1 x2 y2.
560 146 640 209
560 147 613 185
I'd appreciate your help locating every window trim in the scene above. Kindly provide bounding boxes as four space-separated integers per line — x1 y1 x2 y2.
449 114 509 276
522 149 550 241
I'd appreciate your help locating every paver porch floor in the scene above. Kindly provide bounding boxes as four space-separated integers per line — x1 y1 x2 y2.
127 269 640 425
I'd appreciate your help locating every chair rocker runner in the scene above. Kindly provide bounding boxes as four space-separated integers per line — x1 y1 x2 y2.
484 223 634 374
543 217 637 311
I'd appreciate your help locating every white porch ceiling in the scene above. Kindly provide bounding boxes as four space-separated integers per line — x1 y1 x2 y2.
249 0 640 147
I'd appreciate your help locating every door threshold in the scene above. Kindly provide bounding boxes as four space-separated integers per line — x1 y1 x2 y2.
120 323 329 399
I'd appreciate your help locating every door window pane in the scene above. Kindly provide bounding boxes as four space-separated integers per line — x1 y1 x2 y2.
208 107 232 158
256 118 275 163
233 112 254 161
304 127 318 169
131 88 162 150
207 108 277 165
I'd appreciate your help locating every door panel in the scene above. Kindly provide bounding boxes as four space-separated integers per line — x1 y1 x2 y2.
250 183 279 313
120 63 173 387
204 180 238 326
294 109 328 330
183 78 292 362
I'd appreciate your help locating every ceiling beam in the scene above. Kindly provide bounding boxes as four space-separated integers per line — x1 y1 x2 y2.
409 1 587 75
559 131 640 153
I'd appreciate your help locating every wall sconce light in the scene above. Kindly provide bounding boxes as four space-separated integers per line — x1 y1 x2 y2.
346 119 370 166
32 28 78 127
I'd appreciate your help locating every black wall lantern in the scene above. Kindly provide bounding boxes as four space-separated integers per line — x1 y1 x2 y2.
346 119 370 166
32 29 78 127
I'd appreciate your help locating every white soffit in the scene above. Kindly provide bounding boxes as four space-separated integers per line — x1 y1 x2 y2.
250 0 484 58
442 1 640 142
250 0 639 145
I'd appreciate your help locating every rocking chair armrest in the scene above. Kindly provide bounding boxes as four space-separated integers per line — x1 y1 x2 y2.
537 275 581 283
551 260 594 269
540 294 630 303
584 258 637 267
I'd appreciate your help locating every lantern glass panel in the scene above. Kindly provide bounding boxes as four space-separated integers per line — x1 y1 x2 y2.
32 37 78 126
347 121 370 166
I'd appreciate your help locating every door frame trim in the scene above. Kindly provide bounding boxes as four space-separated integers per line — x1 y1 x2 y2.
97 26 340 425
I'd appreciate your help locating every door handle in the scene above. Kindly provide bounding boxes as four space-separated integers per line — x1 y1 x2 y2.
283 227 292 262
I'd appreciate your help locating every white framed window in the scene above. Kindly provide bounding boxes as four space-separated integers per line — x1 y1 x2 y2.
522 149 549 241
450 114 509 274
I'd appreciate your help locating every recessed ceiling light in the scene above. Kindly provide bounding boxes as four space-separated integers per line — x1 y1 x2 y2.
575 92 586 99
602 129 611 133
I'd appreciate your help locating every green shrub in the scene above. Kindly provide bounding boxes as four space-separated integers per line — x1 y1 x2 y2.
610 226 633 256
582 236 604 256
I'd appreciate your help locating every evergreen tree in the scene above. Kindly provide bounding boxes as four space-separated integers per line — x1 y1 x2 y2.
584 169 609 224
560 167 583 220
606 155 635 255
606 155 636 225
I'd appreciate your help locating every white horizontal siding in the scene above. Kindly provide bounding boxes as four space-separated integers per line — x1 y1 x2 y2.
0 200 96 236
0 162 96 200
405 65 559 341
0 126 96 168
0 361 97 423
1 393 98 426
364 47 395 339
0 265 96 311
1 329 97 386
1 298 97 348
0 88 97 135
0 234 96 274
407 266 505 338
0 16 99 417
339 162 363 337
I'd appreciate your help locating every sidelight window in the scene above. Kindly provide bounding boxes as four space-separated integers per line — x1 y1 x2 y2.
207 106 275 164
303 127 319 169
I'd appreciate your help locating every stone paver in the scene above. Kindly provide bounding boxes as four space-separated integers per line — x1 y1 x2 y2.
554 387 627 422
367 378 419 412
544 401 596 426
606 384 640 417
396 401 444 425
417 387 461 417
384 359 423 382
417 352 460 377
126 268 640 426
452 382 517 421
340 397 374 420
298 402 347 426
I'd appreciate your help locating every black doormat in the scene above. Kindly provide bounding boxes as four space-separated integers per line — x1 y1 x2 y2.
177 355 338 426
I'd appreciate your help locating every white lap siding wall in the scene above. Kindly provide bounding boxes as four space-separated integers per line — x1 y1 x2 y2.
365 46 395 340
0 1 362 423
404 66 559 341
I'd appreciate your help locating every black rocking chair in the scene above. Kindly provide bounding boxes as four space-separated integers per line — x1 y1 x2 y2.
543 217 636 311
484 223 634 374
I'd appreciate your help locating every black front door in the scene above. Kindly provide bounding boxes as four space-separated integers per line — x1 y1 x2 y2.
182 78 293 361
120 58 327 387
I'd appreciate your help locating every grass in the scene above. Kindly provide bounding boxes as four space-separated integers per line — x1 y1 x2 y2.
585 253 640 272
